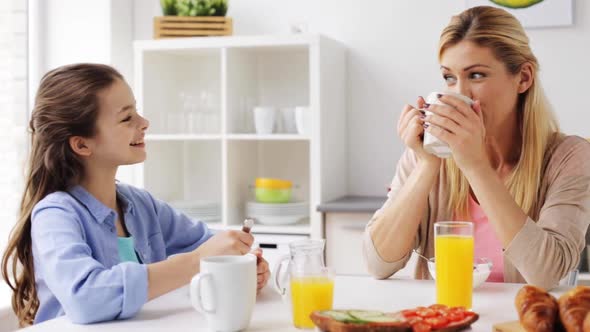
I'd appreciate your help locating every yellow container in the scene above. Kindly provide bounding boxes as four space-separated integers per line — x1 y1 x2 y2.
255 178 292 189
255 178 292 203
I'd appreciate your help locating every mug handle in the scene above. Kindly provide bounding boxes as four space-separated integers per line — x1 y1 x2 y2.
190 273 216 314
272 254 290 297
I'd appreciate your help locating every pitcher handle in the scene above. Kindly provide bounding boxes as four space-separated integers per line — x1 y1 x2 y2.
190 273 216 314
273 254 290 296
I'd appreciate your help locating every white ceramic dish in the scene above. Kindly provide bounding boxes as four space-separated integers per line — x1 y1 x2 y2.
427 257 492 289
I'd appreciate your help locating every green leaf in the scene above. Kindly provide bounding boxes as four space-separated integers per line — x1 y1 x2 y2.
160 0 177 15
210 0 228 16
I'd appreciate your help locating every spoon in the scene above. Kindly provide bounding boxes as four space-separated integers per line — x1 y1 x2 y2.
412 249 431 262
242 218 255 233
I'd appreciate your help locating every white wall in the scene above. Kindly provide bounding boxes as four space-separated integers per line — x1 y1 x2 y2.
133 0 590 196
33 0 134 87
32 0 136 183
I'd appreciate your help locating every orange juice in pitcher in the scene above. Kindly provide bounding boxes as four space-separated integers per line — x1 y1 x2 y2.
290 276 334 328
434 222 474 308
273 239 334 329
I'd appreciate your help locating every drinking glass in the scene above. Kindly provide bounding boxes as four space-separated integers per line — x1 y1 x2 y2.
434 221 474 308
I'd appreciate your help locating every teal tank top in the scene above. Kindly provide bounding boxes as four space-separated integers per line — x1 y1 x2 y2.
117 236 140 263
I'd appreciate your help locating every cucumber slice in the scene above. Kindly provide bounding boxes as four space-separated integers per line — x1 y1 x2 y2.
348 310 384 318
361 315 402 323
348 310 402 323
322 310 354 322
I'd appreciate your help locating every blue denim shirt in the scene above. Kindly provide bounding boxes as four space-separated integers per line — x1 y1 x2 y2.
31 183 213 324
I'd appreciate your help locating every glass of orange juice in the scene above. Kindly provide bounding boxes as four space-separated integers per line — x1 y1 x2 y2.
289 267 334 329
434 221 474 308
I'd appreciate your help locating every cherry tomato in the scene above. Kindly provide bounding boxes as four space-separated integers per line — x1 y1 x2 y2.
446 311 465 322
402 309 419 318
424 316 449 329
428 304 448 310
449 306 466 313
416 309 436 318
412 322 432 332
407 317 424 325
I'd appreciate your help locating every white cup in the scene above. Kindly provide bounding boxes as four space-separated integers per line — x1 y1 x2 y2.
295 106 311 135
190 255 257 332
423 91 474 158
253 106 276 134
281 107 297 134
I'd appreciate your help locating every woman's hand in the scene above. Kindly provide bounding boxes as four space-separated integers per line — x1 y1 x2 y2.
250 248 270 294
195 230 254 258
398 97 441 166
424 94 487 173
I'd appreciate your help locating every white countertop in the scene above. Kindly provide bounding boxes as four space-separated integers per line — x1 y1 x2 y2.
16 276 572 332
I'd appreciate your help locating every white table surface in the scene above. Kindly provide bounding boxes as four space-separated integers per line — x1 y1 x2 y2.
17 276 571 332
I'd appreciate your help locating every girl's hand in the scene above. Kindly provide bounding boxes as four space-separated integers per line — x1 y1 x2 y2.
398 97 441 166
196 230 254 258
250 248 270 294
424 94 487 173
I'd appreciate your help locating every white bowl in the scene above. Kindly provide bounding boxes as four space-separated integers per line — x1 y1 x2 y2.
427 257 492 289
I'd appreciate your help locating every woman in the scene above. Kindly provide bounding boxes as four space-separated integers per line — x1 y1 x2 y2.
1 63 270 326
363 6 590 289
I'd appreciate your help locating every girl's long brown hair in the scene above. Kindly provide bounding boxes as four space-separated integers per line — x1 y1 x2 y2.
438 6 559 218
1 63 122 326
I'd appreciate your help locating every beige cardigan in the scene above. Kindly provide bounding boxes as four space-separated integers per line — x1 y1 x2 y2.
363 134 590 289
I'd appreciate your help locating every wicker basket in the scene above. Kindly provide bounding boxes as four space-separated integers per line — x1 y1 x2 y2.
154 16 233 39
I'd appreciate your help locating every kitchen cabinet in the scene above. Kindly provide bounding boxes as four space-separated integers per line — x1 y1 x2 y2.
324 212 370 275
320 196 418 277
130 34 347 239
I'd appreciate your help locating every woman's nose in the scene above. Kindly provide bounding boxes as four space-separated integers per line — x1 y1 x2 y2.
453 81 472 99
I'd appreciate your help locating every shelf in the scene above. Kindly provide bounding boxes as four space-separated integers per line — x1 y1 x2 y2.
206 222 311 235
143 140 222 205
226 140 310 227
134 34 347 240
146 134 222 141
226 134 310 141
226 47 309 134
140 49 221 135
135 34 322 51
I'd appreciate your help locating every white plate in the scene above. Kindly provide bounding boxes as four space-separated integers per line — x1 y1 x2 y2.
247 201 308 208
246 202 309 216
251 214 308 225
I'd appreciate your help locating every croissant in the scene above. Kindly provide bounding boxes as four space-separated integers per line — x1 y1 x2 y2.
558 286 590 332
515 285 559 332
583 312 590 332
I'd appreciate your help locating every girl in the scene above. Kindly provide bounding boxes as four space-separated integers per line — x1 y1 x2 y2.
364 6 590 289
1 63 270 326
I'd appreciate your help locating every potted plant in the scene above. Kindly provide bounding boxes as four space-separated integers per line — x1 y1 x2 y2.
155 0 232 39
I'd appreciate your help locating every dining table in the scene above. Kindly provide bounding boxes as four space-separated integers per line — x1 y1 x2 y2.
18 275 571 332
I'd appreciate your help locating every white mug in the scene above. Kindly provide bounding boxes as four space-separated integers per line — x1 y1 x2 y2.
423 91 474 158
281 107 297 134
191 255 257 332
295 106 311 135
253 106 276 134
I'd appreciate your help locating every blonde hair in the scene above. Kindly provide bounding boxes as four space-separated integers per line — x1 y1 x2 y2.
439 6 559 218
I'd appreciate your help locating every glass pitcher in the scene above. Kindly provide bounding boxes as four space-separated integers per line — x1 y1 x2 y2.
273 239 334 329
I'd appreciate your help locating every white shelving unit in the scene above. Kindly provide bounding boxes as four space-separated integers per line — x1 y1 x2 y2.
131 34 347 239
